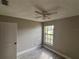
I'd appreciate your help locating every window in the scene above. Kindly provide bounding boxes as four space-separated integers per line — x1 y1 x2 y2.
44 25 54 46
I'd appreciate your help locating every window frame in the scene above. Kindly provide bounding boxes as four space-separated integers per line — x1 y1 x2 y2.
43 25 54 46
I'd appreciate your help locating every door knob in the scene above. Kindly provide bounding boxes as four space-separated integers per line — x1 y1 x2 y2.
14 42 17 45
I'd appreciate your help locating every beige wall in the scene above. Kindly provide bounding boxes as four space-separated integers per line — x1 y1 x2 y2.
17 21 42 52
43 15 79 59
0 15 42 53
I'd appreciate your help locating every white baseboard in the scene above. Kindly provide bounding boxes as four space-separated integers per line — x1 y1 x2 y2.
43 45 71 59
17 46 40 56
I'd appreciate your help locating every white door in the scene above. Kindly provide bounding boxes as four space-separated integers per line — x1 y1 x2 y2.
0 22 17 59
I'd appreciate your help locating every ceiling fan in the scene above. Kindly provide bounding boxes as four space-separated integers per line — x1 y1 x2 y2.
34 4 60 20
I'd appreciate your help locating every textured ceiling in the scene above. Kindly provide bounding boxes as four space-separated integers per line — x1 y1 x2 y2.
0 0 79 22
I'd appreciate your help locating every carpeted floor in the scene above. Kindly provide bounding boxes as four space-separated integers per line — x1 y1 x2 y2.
18 48 65 59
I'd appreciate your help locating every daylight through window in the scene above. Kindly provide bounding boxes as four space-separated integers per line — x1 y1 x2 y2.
44 25 54 46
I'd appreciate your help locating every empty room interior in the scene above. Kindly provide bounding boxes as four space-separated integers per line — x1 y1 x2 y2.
0 0 79 59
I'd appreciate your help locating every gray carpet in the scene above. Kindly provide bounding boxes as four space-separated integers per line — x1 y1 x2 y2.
18 48 65 59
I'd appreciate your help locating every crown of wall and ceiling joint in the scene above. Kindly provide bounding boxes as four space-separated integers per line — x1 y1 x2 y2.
1 0 8 6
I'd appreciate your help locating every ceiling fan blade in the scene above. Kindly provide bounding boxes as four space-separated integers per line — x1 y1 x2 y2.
47 6 60 12
47 11 57 15
35 16 42 18
35 11 42 15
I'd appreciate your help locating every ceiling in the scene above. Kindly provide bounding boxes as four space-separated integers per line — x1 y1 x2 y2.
0 0 79 22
